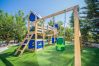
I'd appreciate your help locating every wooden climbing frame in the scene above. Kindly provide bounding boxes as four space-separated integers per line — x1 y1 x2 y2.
32 5 81 66
16 5 81 66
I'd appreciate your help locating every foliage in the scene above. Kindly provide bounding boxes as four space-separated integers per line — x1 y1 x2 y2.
70 1 99 43
69 12 74 28
65 27 73 41
48 20 54 27
0 10 15 44
48 19 73 41
80 19 92 42
14 10 27 42
56 21 64 36
0 10 27 44
81 0 99 43
84 0 98 19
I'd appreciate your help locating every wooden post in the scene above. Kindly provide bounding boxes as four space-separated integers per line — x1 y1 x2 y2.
74 6 81 66
53 28 55 44
28 20 30 34
47 25 50 45
51 35 52 44
35 22 37 50
35 16 38 51
48 36 49 45
42 21 45 49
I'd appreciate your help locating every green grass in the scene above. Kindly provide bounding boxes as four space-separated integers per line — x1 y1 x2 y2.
0 43 99 66
0 59 5 66
81 48 99 66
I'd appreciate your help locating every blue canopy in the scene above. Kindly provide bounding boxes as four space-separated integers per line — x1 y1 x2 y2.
29 12 41 22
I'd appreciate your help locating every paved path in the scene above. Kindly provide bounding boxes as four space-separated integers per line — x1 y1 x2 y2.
0 43 18 53
0 46 8 53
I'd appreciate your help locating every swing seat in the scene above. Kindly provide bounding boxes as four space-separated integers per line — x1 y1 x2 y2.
56 37 65 51
56 37 65 44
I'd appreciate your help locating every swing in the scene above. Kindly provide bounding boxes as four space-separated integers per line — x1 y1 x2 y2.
56 10 66 51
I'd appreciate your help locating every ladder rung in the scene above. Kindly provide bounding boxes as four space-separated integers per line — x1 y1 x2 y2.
29 32 35 34
37 32 43 33
18 50 22 51
21 44 27 45
38 26 42 29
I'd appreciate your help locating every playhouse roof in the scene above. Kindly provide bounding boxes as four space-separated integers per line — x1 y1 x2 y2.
29 11 42 22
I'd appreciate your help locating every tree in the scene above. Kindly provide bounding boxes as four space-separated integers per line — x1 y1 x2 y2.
0 10 15 44
48 16 55 27
48 20 54 27
84 0 99 19
14 10 27 42
65 27 73 41
70 12 74 28
81 0 99 43
56 21 64 36
0 10 27 44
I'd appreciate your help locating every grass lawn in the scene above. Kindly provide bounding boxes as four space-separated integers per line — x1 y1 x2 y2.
0 43 99 66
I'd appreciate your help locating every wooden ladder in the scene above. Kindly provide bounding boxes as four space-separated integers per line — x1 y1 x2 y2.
14 33 34 56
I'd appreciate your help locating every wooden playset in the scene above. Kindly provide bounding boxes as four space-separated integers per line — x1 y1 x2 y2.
14 5 81 66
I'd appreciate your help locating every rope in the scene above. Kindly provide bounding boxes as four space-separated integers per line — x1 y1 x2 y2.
52 16 55 27
64 10 66 40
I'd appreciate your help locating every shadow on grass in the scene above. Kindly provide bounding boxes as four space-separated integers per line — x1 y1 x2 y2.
0 46 19 66
0 51 15 66
0 44 75 66
82 48 99 66
41 44 74 66
0 47 39 66
87 48 99 66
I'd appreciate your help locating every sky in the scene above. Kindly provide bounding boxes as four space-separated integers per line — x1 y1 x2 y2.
0 0 86 26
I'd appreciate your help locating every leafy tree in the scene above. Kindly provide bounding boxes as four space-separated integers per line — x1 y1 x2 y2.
48 20 54 27
57 21 63 28
65 27 73 41
0 10 27 44
48 16 55 27
14 10 27 42
0 10 15 44
56 21 63 36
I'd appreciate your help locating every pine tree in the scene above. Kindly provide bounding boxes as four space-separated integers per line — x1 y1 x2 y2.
80 0 99 43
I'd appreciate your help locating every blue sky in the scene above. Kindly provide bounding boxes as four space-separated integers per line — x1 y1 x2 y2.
0 0 86 26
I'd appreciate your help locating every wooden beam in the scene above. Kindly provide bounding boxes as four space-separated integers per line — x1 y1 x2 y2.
37 26 42 29
35 16 38 50
42 21 45 49
28 20 30 33
35 22 37 50
53 29 56 44
34 5 77 23
73 6 81 66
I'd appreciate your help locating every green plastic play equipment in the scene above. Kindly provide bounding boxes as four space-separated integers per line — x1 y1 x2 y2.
56 37 65 51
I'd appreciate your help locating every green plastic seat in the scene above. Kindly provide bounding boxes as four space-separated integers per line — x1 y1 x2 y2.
56 37 65 51
57 37 65 45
